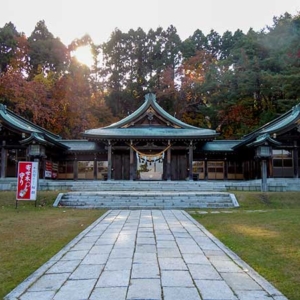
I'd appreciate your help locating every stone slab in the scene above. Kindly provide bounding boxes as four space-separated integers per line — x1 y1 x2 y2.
127 279 161 300
163 287 202 300
90 287 127 300
5 210 288 300
52 279 96 300
161 270 194 287
96 270 131 287
195 279 238 300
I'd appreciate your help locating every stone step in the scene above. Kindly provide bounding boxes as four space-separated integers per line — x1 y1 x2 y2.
62 198 232 203
61 180 227 192
2 178 299 192
54 191 238 209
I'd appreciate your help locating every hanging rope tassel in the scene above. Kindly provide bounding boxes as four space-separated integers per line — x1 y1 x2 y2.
129 143 171 163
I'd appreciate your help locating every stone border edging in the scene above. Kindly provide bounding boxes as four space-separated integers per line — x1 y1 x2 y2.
53 193 64 207
229 193 239 207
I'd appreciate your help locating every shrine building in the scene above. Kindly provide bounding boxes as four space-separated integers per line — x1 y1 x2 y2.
1 93 300 181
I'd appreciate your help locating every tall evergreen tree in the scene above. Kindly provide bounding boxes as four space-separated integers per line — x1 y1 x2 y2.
27 20 69 79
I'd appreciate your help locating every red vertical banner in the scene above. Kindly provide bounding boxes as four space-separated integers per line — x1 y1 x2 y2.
16 162 39 201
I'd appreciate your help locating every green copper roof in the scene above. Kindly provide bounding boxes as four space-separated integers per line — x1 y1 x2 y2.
106 93 200 130
247 104 300 138
83 127 216 140
234 103 300 149
0 104 61 139
84 93 217 140
246 134 281 148
20 132 51 146
202 140 240 152
0 104 68 149
60 140 102 152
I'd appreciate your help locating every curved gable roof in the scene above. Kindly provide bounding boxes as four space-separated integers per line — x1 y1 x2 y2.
0 104 68 149
84 93 217 140
233 104 300 149
105 93 201 130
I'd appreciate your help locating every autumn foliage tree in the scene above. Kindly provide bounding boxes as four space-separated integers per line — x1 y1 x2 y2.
0 21 114 138
1 12 300 139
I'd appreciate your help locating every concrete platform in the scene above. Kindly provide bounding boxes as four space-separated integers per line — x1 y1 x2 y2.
5 210 287 300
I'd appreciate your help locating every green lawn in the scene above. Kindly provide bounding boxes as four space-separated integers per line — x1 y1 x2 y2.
1 191 299 300
0 191 106 299
188 192 300 300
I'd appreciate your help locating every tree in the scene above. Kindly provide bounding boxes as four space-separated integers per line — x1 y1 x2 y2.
27 20 69 79
0 22 20 73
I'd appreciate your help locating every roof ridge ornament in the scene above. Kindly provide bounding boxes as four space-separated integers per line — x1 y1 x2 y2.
246 133 281 148
0 104 7 114
145 93 156 102
292 103 300 114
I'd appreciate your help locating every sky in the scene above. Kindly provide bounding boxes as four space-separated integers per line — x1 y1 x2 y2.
1 0 300 46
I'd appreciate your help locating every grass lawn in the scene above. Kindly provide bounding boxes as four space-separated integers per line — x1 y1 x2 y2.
188 192 300 300
1 190 299 299
0 191 106 299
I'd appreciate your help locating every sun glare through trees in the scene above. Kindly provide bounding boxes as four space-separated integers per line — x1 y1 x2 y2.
72 45 93 68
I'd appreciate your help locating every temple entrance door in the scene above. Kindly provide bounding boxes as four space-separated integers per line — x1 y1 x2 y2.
137 159 163 180
113 152 130 180
170 152 188 180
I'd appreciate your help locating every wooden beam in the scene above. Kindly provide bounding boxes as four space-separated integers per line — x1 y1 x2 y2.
107 141 112 180
188 141 193 181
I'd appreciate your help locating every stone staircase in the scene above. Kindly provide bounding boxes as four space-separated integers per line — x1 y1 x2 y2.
2 178 297 192
68 180 227 192
53 181 239 209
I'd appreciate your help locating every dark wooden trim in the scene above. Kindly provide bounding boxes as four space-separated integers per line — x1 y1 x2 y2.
130 141 134 181
224 160 228 180
1 141 7 178
107 141 112 180
93 156 97 180
293 141 299 178
204 159 208 180
73 155 78 180
167 141 171 181
188 141 193 181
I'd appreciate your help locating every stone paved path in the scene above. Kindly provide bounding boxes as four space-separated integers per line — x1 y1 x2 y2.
5 210 287 300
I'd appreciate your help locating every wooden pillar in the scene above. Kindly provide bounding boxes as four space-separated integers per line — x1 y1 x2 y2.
130 140 134 181
293 141 299 178
107 140 112 180
268 157 273 178
73 155 78 180
93 154 97 180
1 141 7 178
167 140 171 181
224 159 228 180
188 140 193 181
204 158 208 180
41 158 46 179
261 160 268 192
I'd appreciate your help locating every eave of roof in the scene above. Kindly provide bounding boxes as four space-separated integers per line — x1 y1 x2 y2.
84 127 217 140
246 133 282 148
20 132 50 146
0 104 61 139
0 104 68 149
202 140 240 152
19 132 69 149
60 140 103 152
233 104 300 149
